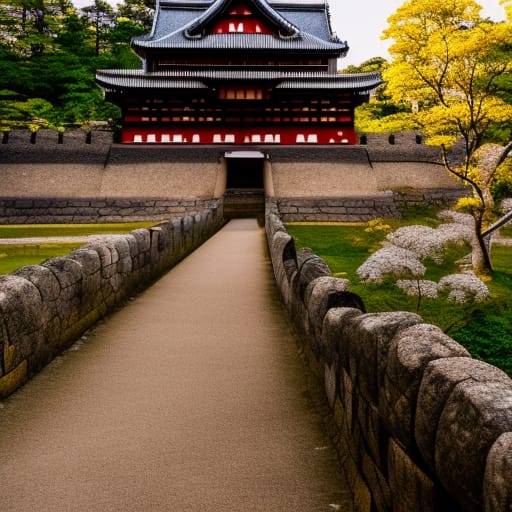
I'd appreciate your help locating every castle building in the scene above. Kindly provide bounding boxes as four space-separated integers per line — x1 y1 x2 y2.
96 0 382 145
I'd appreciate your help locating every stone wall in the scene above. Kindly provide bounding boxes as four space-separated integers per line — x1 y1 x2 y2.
265 198 512 512
1 129 469 223
0 197 221 224
275 188 469 223
0 204 224 399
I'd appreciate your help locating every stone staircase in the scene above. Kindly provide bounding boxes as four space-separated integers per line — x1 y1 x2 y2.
223 188 265 220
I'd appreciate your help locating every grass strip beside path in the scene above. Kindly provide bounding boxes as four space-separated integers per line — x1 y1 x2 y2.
0 222 155 275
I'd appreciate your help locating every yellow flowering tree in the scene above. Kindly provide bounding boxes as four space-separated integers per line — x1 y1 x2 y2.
382 0 512 273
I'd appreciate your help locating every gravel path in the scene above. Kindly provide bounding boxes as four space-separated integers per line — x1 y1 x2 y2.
0 219 350 511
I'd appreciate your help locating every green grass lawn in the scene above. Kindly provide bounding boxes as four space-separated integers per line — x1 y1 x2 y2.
0 222 154 239
286 219 512 376
0 243 84 274
501 225 512 238
0 222 155 274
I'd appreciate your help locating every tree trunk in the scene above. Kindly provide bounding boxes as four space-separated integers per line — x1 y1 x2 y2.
472 212 493 275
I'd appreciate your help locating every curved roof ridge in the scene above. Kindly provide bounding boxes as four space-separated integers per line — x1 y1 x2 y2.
184 0 300 39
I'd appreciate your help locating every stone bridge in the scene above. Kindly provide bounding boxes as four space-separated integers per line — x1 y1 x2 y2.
1 132 509 511
0 201 510 511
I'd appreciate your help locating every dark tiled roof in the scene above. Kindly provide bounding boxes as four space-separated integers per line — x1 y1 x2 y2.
96 68 382 91
96 70 208 90
184 0 300 38
276 73 382 91
133 31 345 51
133 0 345 52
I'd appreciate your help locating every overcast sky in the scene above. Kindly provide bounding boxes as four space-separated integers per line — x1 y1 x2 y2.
74 0 508 67
329 0 507 66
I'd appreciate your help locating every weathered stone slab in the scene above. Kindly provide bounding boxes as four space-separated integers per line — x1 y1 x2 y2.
436 380 512 512
13 265 61 302
347 312 422 404
69 248 101 275
43 257 83 290
304 276 350 342
388 439 436 512
415 357 511 471
484 432 512 512
380 323 470 449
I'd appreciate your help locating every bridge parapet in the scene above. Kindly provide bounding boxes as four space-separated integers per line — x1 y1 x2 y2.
0 202 223 399
265 198 512 512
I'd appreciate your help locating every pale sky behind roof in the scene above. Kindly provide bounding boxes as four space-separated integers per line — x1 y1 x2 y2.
74 0 508 67
329 0 507 67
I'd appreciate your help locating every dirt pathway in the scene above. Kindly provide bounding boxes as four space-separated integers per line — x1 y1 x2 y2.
0 219 350 511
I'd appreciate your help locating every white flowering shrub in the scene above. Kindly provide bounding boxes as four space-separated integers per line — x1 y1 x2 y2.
438 210 475 227
356 244 426 283
396 279 439 298
387 225 439 260
436 222 473 245
386 222 472 264
438 271 490 303
356 210 489 306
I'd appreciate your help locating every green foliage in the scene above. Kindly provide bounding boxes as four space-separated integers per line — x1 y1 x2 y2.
0 0 143 128
453 247 512 375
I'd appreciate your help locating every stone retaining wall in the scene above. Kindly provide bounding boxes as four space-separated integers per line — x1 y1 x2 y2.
265 198 512 512
0 204 224 399
276 188 469 223
0 197 221 224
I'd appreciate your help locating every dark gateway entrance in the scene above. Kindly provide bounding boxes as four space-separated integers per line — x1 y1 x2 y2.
224 151 265 220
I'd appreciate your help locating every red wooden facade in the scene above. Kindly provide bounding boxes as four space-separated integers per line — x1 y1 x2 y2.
96 0 382 145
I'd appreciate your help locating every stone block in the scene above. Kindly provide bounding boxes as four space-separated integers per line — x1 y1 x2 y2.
13 265 61 302
131 228 151 253
323 307 364 368
415 357 511 472
294 248 331 301
388 439 435 512
436 380 512 512
380 323 470 449
357 397 388 471
0 275 44 337
0 360 28 399
347 312 422 405
68 248 101 275
361 450 392 512
484 432 512 512
43 257 83 291
304 276 350 344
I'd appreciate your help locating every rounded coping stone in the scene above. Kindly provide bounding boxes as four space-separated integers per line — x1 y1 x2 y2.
0 275 43 352
86 243 113 268
13 265 61 302
43 257 83 289
379 323 470 449
435 380 512 512
129 228 151 253
304 276 350 337
346 311 422 404
68 248 102 275
484 432 512 512
294 249 331 300
415 357 511 472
